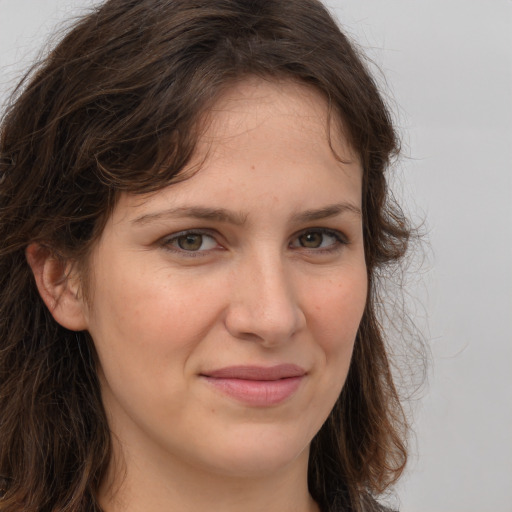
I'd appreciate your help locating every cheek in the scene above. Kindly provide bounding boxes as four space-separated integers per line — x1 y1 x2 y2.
299 266 367 432
85 267 201 418
87 262 227 369
306 267 367 353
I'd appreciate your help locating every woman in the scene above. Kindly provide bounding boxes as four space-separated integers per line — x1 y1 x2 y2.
0 1 413 511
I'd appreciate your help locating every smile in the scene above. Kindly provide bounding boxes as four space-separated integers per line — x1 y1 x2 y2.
200 364 306 406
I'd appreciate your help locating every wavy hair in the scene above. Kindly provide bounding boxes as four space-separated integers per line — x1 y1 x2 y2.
0 1 413 510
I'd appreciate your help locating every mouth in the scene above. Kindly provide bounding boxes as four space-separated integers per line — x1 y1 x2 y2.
200 364 306 406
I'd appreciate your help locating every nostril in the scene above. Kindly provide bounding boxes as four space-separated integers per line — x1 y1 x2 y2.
224 260 305 344
238 331 266 343
224 296 305 346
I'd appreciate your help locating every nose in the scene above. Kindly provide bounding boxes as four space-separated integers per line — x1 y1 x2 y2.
224 252 306 347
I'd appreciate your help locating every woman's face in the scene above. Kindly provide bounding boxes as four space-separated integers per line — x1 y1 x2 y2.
82 78 367 480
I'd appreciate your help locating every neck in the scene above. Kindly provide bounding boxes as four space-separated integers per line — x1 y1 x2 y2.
99 440 319 512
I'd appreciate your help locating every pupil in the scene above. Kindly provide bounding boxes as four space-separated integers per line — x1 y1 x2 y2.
301 232 322 248
178 234 202 251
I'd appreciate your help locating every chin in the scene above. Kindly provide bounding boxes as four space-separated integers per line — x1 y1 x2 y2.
194 424 313 478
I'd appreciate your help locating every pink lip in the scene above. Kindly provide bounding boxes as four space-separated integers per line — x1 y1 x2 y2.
201 364 306 406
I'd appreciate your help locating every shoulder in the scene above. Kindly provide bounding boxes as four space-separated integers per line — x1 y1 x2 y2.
327 491 398 512
359 494 398 512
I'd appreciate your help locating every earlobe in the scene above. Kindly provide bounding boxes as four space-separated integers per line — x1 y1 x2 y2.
25 243 88 331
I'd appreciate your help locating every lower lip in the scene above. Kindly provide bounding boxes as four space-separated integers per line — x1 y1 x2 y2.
202 376 303 406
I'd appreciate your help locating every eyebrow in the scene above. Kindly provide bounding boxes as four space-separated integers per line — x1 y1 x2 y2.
294 203 361 223
131 202 361 226
132 206 248 226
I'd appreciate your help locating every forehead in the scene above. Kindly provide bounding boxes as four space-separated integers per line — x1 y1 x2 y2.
200 77 356 162
114 77 361 221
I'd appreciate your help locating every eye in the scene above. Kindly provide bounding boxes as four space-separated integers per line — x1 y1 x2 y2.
162 231 219 253
290 229 346 251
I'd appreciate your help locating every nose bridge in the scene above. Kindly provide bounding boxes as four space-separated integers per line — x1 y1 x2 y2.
226 247 304 344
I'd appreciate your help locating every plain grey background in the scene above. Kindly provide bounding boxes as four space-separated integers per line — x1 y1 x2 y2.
1 1 511 511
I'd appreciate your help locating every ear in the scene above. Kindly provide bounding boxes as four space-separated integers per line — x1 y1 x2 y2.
26 243 88 331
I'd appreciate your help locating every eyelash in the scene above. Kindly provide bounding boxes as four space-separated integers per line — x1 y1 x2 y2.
291 228 348 253
159 228 348 257
159 229 221 258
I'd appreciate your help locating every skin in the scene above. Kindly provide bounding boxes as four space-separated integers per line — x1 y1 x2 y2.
29 78 367 512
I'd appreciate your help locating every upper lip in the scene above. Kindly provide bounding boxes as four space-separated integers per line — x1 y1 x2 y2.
202 364 306 381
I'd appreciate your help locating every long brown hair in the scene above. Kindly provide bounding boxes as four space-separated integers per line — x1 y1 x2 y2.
0 1 412 510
